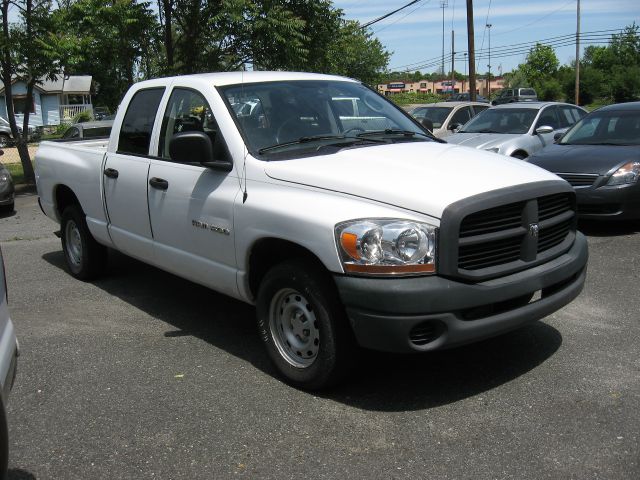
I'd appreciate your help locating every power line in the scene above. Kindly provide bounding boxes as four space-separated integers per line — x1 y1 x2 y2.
361 0 424 29
373 0 433 35
388 28 625 71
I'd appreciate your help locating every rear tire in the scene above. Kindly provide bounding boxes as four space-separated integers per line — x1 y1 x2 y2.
256 259 355 390
61 205 107 280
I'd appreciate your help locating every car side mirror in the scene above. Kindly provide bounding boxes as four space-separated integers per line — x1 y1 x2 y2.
169 131 232 171
449 122 462 132
535 125 554 135
553 132 564 143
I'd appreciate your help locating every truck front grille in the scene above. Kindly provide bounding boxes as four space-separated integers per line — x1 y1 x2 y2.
438 184 577 282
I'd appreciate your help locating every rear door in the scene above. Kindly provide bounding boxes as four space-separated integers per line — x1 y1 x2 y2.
103 87 165 261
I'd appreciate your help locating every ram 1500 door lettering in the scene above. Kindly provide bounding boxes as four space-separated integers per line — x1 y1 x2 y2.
35 72 588 389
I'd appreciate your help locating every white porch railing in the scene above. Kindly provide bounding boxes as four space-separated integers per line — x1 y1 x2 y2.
59 104 93 122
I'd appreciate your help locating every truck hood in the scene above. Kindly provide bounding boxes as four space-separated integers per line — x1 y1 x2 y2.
446 132 523 150
263 142 560 218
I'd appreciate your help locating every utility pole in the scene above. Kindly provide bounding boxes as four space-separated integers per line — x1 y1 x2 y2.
451 30 455 95
464 52 468 93
575 0 581 105
466 0 476 101
440 1 448 76
486 23 492 100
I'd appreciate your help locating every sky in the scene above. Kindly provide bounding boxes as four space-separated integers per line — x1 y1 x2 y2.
334 0 640 75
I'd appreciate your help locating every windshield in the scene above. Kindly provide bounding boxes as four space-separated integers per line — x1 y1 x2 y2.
460 108 538 134
410 107 451 128
220 80 430 156
560 109 640 146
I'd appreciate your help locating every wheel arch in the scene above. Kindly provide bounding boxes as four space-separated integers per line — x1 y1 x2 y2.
54 184 82 219
247 237 331 300
510 149 529 159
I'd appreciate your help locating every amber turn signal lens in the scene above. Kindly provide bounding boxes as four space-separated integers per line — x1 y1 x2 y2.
340 232 360 260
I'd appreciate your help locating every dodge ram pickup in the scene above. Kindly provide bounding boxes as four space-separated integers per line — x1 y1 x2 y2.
35 72 588 389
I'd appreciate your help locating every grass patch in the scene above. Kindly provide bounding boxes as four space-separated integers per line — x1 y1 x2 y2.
5 162 27 185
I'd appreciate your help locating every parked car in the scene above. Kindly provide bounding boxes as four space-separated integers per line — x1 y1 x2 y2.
407 102 490 139
491 88 538 105
93 107 111 121
0 245 19 479
0 116 38 148
61 120 114 140
447 102 587 159
446 93 489 103
528 101 640 220
0 152 14 213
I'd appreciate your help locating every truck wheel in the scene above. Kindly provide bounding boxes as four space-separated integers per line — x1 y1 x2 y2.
61 205 107 280
256 260 354 389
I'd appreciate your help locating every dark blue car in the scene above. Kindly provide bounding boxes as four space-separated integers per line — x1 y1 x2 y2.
528 102 640 220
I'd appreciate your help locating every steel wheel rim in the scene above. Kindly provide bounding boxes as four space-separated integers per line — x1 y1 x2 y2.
65 220 82 267
269 288 320 368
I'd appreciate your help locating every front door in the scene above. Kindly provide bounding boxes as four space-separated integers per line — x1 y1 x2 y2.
147 87 240 298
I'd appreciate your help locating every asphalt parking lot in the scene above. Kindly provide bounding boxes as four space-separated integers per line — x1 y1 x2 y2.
1 192 639 479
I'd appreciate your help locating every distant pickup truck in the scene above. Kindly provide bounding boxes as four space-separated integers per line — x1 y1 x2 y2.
35 72 588 389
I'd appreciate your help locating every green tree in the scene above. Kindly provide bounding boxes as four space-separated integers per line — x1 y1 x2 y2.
0 0 63 183
55 0 159 109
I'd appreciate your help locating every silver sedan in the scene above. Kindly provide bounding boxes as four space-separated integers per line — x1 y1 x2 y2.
446 102 587 159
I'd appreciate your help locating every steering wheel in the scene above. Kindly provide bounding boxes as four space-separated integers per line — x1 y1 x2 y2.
275 118 306 144
342 127 365 136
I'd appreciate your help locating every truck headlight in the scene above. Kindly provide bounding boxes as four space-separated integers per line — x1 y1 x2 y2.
335 219 437 276
606 161 640 186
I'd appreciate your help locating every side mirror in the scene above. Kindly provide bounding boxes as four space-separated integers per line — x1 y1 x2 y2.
448 122 462 132
169 131 232 171
553 132 564 143
535 125 554 135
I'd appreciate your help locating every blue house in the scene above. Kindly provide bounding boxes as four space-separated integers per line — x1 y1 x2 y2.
0 75 93 127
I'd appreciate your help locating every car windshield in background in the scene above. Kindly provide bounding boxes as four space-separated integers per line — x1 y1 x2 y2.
220 80 430 156
411 107 451 128
560 109 640 146
460 108 538 134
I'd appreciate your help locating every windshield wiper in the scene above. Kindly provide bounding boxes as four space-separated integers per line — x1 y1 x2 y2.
258 134 385 154
356 129 431 139
471 129 502 133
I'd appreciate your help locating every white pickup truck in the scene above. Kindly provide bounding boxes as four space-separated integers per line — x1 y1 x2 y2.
35 72 588 389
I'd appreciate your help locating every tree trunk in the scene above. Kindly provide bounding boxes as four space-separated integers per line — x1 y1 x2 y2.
162 0 174 71
1 0 34 183
20 80 37 184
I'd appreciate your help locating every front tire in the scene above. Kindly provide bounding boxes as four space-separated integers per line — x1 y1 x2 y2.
256 260 355 389
61 205 107 280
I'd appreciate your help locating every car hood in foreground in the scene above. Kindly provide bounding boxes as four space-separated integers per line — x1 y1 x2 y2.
528 143 640 175
264 142 560 219
445 132 525 150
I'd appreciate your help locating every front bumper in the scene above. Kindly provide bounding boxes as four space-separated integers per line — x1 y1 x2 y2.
334 232 588 353
575 182 640 220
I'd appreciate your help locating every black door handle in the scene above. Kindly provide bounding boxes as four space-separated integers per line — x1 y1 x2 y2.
104 168 119 179
149 177 169 190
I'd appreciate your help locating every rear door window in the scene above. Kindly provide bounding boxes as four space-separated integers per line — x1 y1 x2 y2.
117 88 165 155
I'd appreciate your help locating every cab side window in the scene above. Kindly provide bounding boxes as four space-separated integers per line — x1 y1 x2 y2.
159 88 224 161
118 88 165 155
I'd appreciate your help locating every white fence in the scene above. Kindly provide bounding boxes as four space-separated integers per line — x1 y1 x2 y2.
59 104 93 122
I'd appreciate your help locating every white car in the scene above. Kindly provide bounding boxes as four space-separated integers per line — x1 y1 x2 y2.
0 245 19 477
408 101 490 139
447 102 587 159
